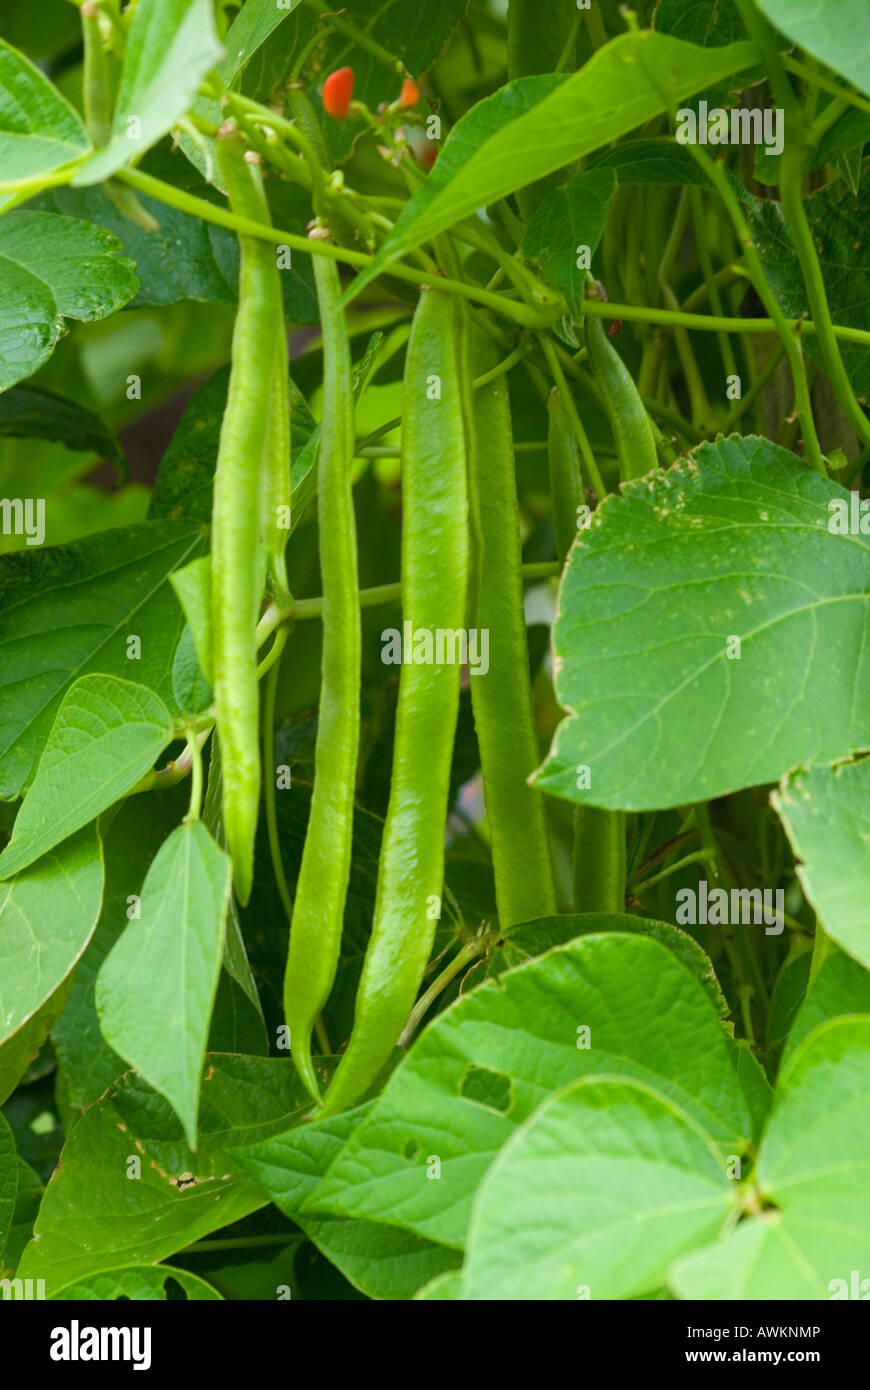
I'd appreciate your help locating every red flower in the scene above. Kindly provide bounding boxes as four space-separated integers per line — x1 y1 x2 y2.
399 78 420 108
323 67 355 119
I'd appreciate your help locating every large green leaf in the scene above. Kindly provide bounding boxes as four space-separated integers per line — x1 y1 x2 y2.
0 213 137 391
0 826 103 1051
0 677 173 880
239 1104 461 1300
462 1078 736 1300
755 0 870 98
97 822 232 1148
73 0 223 186
0 977 72 1107
535 436 870 811
0 39 88 202
16 1055 313 1291
2 1158 41 1271
672 1018 870 1298
774 760 870 970
307 934 750 1249
0 519 205 799
347 33 757 297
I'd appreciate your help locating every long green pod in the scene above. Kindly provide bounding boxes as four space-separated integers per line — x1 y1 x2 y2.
468 332 556 927
547 376 626 912
211 133 282 905
585 306 657 483
546 387 586 563
572 805 626 914
283 248 361 1103
262 312 292 599
321 288 469 1116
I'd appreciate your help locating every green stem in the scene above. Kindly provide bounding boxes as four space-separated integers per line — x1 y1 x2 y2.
112 167 560 329
690 186 737 380
682 145 826 475
779 141 870 449
632 849 711 896
300 0 405 76
782 55 870 119
720 341 785 433
581 295 870 349
183 731 204 822
397 934 491 1045
573 806 626 914
538 335 607 498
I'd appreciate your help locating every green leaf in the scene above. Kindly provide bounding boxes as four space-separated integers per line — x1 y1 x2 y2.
348 34 757 297
50 1266 222 1300
502 912 729 1017
0 825 103 1052
672 1018 870 1298
0 978 72 1107
751 175 870 397
522 169 616 319
0 212 137 391
535 436 870 811
774 761 870 970
2 1159 42 1271
0 519 205 799
51 785 191 1111
0 385 122 461
172 624 213 715
72 0 223 186
0 1110 17 1266
96 822 232 1148
170 557 213 685
239 1104 461 1300
0 677 173 880
755 0 870 98
654 0 748 45
0 39 88 201
781 950 870 1066
151 363 316 529
414 1270 462 1300
308 934 750 1249
588 139 748 199
16 1055 314 1290
462 1077 736 1299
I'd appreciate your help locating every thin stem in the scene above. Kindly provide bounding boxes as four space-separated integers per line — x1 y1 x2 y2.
580 295 870 349
682 145 826 475
398 935 490 1045
779 141 870 449
690 187 737 380
631 849 712 896
184 731 204 822
538 336 607 498
782 55 870 119
113 167 561 330
720 341 785 433
473 343 525 389
300 0 405 76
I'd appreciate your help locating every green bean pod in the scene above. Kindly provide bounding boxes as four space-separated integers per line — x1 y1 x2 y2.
321 288 470 1116
211 133 282 905
468 332 556 927
572 805 626 914
262 311 292 600
283 249 361 1103
546 387 586 563
585 310 658 482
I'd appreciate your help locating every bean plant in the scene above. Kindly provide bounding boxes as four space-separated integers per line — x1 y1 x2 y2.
0 0 869 1305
